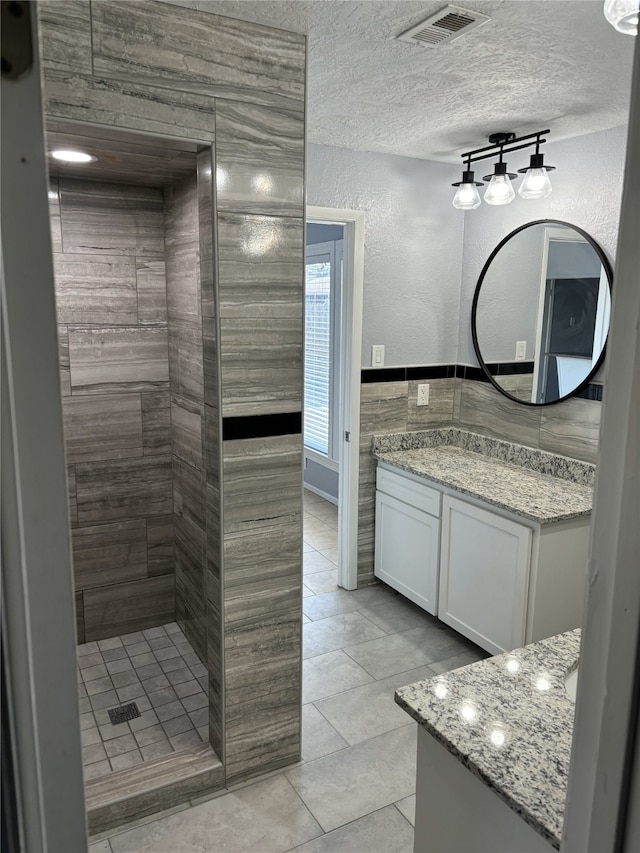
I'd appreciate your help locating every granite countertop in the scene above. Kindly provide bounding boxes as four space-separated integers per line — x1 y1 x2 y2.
374 445 593 524
395 630 580 849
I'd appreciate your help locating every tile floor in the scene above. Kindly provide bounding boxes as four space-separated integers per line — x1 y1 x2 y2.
89 490 487 851
78 623 208 778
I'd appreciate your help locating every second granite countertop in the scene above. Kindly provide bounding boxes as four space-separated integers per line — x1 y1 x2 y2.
374 445 593 524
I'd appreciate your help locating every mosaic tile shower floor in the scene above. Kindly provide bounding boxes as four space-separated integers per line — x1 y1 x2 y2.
78 623 208 779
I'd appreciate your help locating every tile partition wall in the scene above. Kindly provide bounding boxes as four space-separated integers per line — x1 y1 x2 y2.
357 369 603 586
52 177 175 642
39 0 305 788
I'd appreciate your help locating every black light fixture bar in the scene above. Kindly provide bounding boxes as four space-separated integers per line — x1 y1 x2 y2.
466 137 548 166
461 129 550 162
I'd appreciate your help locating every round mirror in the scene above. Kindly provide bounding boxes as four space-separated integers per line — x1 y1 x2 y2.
472 220 612 406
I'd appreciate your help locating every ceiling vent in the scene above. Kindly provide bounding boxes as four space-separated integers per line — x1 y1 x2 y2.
396 5 490 48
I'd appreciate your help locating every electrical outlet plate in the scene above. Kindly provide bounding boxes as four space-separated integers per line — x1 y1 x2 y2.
417 383 430 406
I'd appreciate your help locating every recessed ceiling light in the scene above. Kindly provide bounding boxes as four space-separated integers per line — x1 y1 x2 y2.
50 149 97 164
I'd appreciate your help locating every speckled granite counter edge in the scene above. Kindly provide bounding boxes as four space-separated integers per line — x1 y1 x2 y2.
395 630 581 849
374 450 592 524
373 428 595 488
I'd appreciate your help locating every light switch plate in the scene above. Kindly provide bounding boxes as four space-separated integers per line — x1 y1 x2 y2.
371 345 385 367
515 341 527 361
417 383 430 406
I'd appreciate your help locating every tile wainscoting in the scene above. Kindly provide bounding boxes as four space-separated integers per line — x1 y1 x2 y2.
357 366 602 586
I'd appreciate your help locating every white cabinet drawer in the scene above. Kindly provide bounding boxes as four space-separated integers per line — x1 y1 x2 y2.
376 466 441 518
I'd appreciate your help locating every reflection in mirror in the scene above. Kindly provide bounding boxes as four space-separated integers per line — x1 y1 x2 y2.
472 221 612 405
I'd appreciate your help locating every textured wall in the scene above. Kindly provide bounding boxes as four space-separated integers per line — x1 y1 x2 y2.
52 177 175 643
307 143 463 367
459 125 627 366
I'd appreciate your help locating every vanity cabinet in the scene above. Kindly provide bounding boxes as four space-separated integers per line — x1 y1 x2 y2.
374 468 440 615
374 462 590 655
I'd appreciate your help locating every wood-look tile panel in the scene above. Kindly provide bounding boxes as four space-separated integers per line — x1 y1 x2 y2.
224 612 301 783
75 455 172 525
407 378 456 430
539 396 601 464
137 260 168 325
72 520 147 589
215 101 304 217
69 326 169 395
197 150 215 319
204 403 220 485
359 381 409 435
83 575 175 641
457 379 541 448
223 434 302 535
75 590 85 644
43 71 217 143
62 394 143 463
67 463 78 528
207 566 223 757
54 254 138 325
49 180 62 252
173 457 206 532
164 176 201 326
146 516 174 577
168 321 203 402
37 0 92 73
220 316 302 416
59 179 165 257
91 0 305 108
171 396 203 471
58 324 71 397
141 391 171 456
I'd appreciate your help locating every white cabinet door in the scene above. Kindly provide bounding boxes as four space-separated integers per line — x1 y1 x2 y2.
374 491 440 615
439 496 532 654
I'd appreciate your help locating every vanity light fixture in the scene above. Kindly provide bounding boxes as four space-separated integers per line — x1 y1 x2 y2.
452 129 554 210
604 0 639 34
50 149 97 164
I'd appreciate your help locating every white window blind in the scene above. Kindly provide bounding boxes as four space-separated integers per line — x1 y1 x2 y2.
304 256 331 455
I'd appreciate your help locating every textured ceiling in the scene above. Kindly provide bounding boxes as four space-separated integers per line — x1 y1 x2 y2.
162 0 635 161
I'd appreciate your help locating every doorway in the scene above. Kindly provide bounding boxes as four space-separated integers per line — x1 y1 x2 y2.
304 208 365 592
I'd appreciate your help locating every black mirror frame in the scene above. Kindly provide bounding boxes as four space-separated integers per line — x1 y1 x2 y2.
471 219 613 407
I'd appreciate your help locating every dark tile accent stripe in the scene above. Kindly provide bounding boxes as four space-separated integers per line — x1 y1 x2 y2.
360 363 603 402
222 412 302 441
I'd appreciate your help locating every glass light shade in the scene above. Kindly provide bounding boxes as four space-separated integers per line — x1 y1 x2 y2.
452 182 481 210
518 167 553 199
484 174 515 205
50 149 95 163
604 0 639 33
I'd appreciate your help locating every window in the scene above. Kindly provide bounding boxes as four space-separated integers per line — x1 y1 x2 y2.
304 239 342 460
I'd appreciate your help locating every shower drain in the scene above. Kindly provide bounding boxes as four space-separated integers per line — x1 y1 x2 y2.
107 702 141 725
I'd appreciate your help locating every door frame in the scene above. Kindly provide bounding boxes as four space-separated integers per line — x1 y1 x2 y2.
306 206 365 591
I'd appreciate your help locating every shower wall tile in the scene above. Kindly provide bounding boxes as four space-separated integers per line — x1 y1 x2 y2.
83 575 175 642
137 260 168 325
67 464 78 528
91 1 305 109
75 591 85 645
197 150 215 319
53 254 138 325
164 178 201 327
58 324 70 397
215 101 304 217
43 71 216 143
171 396 204 471
37 1 92 74
59 180 165 257
72 520 147 589
146 516 174 578
141 391 171 456
68 326 169 395
224 611 301 783
219 316 302 416
75 455 172 525
62 394 143 463
49 179 62 252
173 457 206 532
168 321 204 404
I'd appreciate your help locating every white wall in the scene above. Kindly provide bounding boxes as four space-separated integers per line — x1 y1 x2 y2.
307 143 463 367
459 125 628 367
